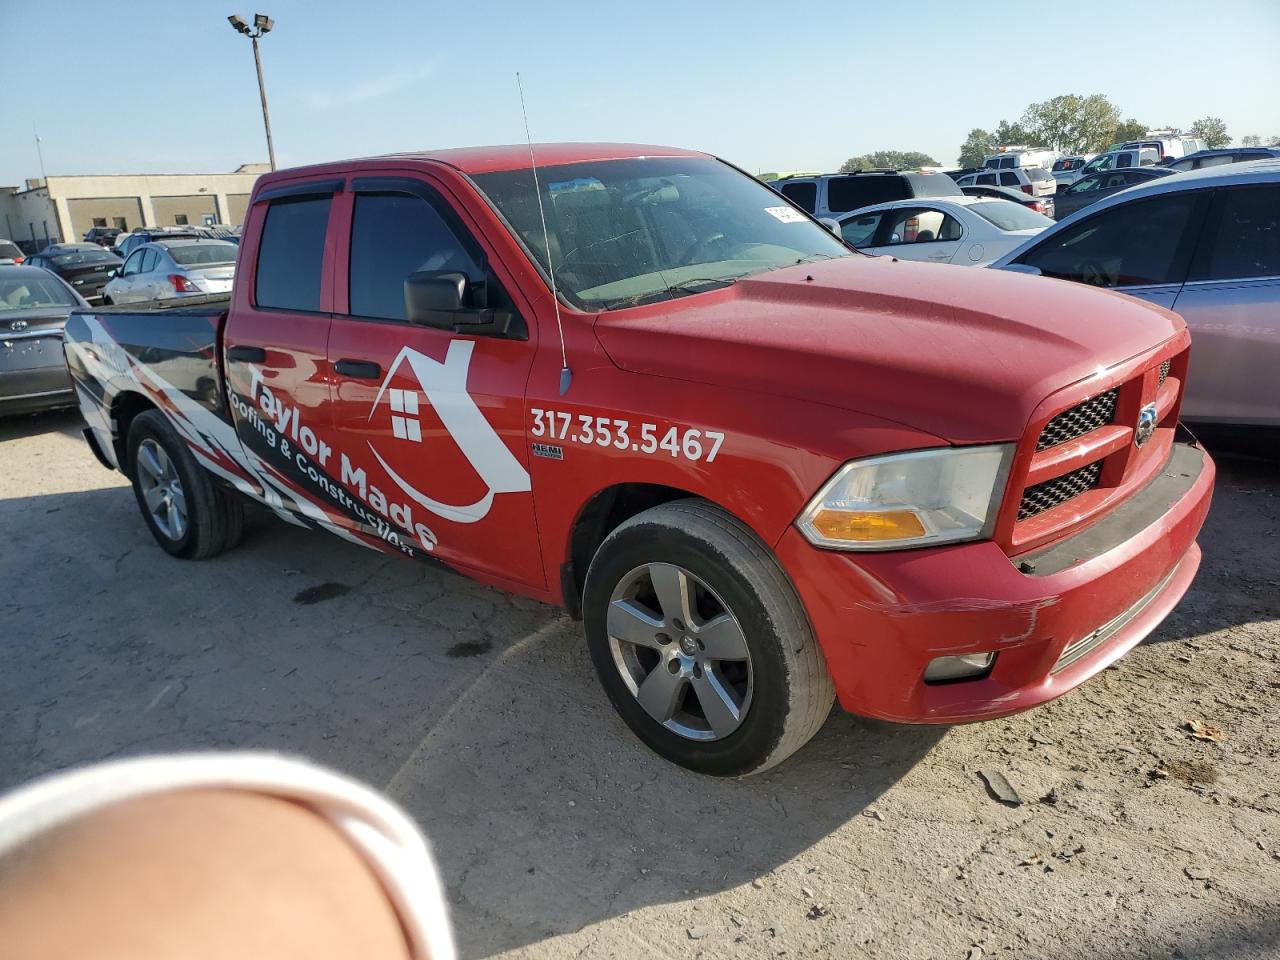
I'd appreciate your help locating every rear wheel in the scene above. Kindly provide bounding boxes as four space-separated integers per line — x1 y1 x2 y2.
127 410 243 559
583 499 834 777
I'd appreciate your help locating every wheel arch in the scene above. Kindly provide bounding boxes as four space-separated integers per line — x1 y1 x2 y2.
110 389 159 473
562 482 752 620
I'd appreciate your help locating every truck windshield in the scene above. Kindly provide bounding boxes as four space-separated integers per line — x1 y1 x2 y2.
471 157 851 310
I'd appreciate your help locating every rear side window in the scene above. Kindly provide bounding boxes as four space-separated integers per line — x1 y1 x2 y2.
1190 186 1280 281
348 192 481 321
255 196 331 311
999 172 1020 187
826 176 907 213
1018 194 1198 287
139 249 159 273
779 181 817 213
977 173 997 186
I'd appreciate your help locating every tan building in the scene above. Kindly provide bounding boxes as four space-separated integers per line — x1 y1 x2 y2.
0 164 267 250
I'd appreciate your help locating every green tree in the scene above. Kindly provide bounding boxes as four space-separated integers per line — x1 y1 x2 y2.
1241 135 1263 147
839 150 939 173
994 119 1037 146
1189 116 1230 148
1112 118 1148 145
957 128 998 168
1021 94 1121 154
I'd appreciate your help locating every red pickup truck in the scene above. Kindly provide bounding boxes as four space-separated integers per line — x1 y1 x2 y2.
64 143 1213 776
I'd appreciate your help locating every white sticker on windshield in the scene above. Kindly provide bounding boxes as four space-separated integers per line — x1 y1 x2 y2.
764 206 808 223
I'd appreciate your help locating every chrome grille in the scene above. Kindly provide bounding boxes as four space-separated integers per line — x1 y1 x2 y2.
1019 460 1103 521
1158 359 1171 387
1036 390 1118 451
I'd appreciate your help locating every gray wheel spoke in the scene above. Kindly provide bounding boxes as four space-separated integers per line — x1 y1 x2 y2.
692 670 743 738
166 501 183 537
648 563 694 626
607 598 666 650
138 443 164 483
635 664 686 724
696 613 749 661
143 484 167 512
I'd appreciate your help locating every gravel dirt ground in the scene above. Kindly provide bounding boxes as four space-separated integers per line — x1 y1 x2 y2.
2 409 1277 960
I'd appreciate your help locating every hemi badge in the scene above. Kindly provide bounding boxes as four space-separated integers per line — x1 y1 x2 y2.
532 442 563 461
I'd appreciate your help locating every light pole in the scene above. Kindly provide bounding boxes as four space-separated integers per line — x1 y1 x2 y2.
228 13 277 171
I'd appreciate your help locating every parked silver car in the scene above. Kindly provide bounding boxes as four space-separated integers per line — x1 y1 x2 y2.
991 159 1280 428
103 239 237 305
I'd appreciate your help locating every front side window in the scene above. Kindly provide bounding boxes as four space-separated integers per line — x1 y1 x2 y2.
839 212 883 247
1018 194 1198 287
778 181 817 213
472 157 850 310
879 208 962 245
122 250 145 275
255 195 331 312
1191 186 1280 282
348 192 482 321
1067 175 1103 195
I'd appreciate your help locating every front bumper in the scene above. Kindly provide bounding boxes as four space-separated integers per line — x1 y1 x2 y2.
778 440 1214 724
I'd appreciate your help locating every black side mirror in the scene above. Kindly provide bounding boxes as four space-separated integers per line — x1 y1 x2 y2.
404 270 525 339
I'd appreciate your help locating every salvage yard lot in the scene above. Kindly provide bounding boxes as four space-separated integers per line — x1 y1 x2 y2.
2 410 1277 960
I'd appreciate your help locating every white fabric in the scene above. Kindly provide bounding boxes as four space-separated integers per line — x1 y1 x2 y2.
0 752 455 960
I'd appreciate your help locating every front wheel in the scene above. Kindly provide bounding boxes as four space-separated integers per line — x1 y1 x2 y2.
583 500 834 777
127 410 244 559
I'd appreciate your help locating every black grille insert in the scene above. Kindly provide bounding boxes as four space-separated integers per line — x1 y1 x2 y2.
1158 359 1171 387
1019 460 1103 521
1036 390 1118 451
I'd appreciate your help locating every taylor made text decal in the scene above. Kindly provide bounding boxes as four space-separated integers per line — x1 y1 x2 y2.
530 409 725 463
229 342 531 556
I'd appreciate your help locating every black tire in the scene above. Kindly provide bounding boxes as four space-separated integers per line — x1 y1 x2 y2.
583 499 834 777
126 409 244 560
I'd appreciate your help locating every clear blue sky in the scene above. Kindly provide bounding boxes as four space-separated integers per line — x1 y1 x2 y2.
2 0 1277 185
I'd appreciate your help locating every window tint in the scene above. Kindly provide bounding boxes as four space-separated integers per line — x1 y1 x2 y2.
1116 152 1133 168
1191 186 1280 282
839 211 883 247
999 172 1019 187
255 195 331 311
778 181 817 213
977 173 997 186
1000 156 1016 169
826 176 908 213
1019 194 1198 287
348 192 481 321
879 208 962 245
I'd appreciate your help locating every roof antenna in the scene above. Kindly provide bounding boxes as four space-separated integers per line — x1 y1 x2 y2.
517 71 571 396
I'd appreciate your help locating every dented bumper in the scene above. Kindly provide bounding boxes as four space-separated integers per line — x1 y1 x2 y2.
778 441 1214 724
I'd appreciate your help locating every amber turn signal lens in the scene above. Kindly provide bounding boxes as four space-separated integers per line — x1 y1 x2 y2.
809 509 926 542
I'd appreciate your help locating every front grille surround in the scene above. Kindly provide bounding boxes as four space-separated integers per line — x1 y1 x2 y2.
1035 389 1118 451
1018 460 1103 521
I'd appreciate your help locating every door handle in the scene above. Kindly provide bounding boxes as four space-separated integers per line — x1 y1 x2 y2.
334 358 382 380
227 345 267 363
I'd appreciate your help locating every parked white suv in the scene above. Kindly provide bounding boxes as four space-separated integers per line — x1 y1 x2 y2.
1051 156 1089 188
1080 147 1161 178
982 148 1060 170
957 166 1056 198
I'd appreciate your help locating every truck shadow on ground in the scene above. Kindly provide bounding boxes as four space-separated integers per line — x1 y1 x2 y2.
2 444 1276 958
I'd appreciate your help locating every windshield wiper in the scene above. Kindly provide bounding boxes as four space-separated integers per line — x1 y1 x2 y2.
599 276 739 311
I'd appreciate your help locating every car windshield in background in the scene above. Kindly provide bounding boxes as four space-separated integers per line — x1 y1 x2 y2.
968 201 1055 231
168 242 238 265
49 249 118 267
0 274 75 310
471 157 851 310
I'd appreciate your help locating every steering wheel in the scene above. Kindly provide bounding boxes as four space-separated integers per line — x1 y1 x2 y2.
678 231 733 266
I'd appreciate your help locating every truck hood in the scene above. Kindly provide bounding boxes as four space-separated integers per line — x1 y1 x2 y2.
592 255 1183 443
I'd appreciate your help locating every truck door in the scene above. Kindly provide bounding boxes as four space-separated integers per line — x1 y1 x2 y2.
324 174 544 588
223 178 342 528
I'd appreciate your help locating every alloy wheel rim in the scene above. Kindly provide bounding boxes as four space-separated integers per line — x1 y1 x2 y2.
607 562 753 741
137 439 187 540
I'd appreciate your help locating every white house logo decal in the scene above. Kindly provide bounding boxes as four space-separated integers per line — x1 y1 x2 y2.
389 389 422 442
368 341 531 524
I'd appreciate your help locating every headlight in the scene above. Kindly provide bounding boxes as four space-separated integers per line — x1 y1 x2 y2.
797 445 1013 550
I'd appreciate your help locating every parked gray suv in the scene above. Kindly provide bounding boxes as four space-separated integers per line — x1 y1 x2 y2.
991 159 1280 429
767 171 962 220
